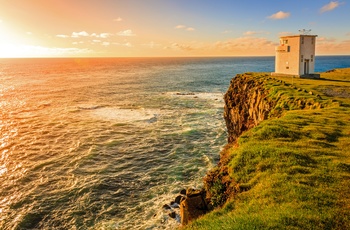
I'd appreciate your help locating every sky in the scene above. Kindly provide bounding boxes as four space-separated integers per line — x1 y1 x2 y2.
0 0 349 57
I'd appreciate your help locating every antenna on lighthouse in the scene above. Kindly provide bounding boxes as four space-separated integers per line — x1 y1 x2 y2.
299 29 312 35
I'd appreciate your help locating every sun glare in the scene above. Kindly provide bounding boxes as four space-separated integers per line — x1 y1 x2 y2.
0 23 23 58
0 22 54 58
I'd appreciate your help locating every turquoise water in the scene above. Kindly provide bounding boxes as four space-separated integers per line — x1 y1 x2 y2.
0 57 349 229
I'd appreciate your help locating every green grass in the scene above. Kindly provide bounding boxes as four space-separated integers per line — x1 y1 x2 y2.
183 69 350 229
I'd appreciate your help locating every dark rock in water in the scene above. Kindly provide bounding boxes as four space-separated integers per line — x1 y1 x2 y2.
180 189 186 195
162 204 171 210
176 92 195 96
180 188 209 225
170 202 180 209
147 115 158 124
175 195 183 204
169 211 176 219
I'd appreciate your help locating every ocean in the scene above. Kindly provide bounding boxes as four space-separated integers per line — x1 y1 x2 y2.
0 56 349 229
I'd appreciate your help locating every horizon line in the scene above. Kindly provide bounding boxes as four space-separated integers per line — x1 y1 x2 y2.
1 54 349 59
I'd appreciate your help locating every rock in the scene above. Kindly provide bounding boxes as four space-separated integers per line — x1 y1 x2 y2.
171 202 180 209
180 189 208 225
169 211 176 219
175 195 183 204
176 92 195 96
162 204 171 210
224 75 276 143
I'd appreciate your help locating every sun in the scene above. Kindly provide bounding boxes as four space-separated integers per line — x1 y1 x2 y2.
0 22 24 58
0 21 47 58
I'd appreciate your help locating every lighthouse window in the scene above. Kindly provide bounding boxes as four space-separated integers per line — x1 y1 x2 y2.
312 37 314 44
301 37 304 44
311 55 314 62
301 55 304 62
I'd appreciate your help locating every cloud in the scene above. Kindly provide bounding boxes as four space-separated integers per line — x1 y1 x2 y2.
117 30 135 36
243 31 269 36
171 43 195 51
72 41 84 45
99 33 112 38
72 31 89 38
222 30 232 34
244 31 257 36
0 44 93 57
56 34 69 38
214 37 277 54
268 11 291 20
244 31 267 36
175 25 186 29
102 42 110 46
124 42 133 47
317 37 336 43
26 32 32 35
142 41 161 49
320 1 340 13
316 37 350 54
113 42 133 47
163 37 277 55
175 25 195 31
113 17 123 22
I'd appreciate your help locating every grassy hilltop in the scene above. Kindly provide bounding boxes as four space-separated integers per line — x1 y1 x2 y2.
183 68 350 229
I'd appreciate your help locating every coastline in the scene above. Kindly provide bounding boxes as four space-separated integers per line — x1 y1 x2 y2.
181 68 350 229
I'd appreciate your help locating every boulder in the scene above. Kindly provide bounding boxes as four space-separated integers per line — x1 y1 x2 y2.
180 189 209 225
175 195 183 204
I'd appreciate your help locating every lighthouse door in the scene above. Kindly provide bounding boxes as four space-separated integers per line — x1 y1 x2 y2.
304 60 310 75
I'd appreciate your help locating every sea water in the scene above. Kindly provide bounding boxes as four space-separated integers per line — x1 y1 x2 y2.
0 56 349 229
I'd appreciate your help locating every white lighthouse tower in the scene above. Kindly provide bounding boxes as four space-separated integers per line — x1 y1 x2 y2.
273 30 319 78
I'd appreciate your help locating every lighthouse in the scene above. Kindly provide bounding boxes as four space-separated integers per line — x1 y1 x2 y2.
273 31 319 78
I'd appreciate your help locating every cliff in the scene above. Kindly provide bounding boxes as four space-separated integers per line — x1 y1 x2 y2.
182 69 350 229
223 73 276 143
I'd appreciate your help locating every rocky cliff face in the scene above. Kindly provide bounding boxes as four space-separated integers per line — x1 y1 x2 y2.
180 73 276 224
224 73 277 143
181 73 324 225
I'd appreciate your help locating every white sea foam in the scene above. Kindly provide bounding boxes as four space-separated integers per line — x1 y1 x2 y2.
166 91 223 100
87 107 160 123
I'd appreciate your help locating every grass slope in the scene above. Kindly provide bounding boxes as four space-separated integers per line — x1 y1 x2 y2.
183 68 350 229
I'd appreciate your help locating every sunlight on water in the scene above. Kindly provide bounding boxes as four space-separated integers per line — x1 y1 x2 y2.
0 56 349 229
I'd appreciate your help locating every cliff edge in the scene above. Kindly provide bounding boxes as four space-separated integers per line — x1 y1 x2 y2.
182 69 350 229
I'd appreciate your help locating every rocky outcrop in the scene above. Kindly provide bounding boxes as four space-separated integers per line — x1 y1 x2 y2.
179 188 210 225
224 73 276 143
181 73 325 225
179 74 276 225
165 188 210 225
